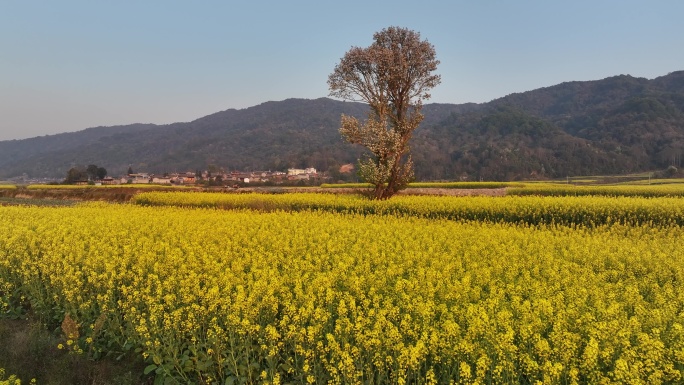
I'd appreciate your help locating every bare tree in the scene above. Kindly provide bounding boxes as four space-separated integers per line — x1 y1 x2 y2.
328 26 440 199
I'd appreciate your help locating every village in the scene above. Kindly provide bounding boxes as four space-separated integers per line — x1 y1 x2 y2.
90 167 322 186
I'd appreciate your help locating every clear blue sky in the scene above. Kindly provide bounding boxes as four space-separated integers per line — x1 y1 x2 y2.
1 1 682 140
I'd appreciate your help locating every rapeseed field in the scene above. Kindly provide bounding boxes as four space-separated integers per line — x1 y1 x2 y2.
1 195 684 384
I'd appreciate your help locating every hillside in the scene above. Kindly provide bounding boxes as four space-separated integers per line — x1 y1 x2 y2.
414 71 684 180
1 71 683 181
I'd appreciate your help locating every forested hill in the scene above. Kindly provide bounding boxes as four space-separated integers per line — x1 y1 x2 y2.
1 71 683 181
413 70 684 180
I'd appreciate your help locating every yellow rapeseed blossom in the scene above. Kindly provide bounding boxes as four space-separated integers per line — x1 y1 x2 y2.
0 368 22 385
1 196 684 383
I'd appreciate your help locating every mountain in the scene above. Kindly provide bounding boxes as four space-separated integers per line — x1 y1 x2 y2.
1 71 683 181
0 98 370 179
413 71 684 180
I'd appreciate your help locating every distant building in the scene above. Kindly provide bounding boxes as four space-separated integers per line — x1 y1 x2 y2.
288 168 317 176
130 173 150 184
152 176 172 184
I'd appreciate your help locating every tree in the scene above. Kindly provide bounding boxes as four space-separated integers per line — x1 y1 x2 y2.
64 167 87 184
96 167 107 180
328 26 440 199
86 164 99 181
68 164 106 183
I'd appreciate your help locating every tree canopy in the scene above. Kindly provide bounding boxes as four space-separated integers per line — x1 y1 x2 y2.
65 164 107 184
328 26 440 199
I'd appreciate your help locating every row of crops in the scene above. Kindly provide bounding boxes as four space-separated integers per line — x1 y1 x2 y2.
133 192 684 227
2 192 684 383
322 181 684 198
505 183 684 198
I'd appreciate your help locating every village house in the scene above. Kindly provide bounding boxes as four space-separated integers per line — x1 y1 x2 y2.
152 176 172 184
130 173 151 184
170 172 196 184
237 173 250 183
250 171 277 183
182 174 196 184
287 168 317 176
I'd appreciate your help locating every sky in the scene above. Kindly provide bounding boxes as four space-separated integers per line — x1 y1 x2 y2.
1 1 683 141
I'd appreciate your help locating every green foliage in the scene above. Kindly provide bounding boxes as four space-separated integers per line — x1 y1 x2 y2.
96 167 107 180
0 319 148 384
0 368 23 385
65 164 107 184
64 167 88 184
86 164 99 180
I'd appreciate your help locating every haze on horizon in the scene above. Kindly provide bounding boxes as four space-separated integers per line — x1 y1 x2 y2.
1 0 683 141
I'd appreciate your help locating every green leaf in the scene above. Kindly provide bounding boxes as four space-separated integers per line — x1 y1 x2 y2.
224 376 236 385
144 364 158 375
